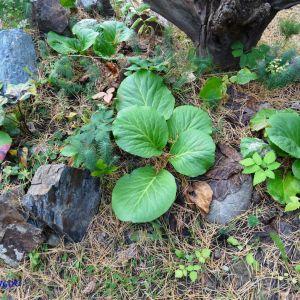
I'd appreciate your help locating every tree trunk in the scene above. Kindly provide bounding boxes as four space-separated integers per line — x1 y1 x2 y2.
144 0 300 69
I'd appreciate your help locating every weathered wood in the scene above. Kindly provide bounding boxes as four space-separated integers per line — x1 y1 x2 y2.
144 0 300 69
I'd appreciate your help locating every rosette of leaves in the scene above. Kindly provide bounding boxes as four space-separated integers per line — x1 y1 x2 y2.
61 107 118 176
124 56 168 76
112 72 215 223
47 19 99 54
112 106 215 223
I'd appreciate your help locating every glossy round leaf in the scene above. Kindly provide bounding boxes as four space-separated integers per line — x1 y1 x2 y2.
113 106 168 158
266 112 300 158
112 166 177 223
116 70 175 119
199 77 226 107
167 105 212 141
169 129 216 177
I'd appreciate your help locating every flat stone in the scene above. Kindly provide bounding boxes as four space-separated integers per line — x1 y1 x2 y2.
0 29 37 95
0 203 44 267
22 164 101 242
204 144 253 224
32 0 69 34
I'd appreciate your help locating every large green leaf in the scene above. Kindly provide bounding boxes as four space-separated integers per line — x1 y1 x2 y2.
47 32 79 54
75 28 99 52
116 70 175 120
169 129 215 177
267 172 300 205
167 105 212 141
113 106 168 158
93 21 134 58
72 19 98 35
266 112 300 158
199 77 226 107
112 166 177 223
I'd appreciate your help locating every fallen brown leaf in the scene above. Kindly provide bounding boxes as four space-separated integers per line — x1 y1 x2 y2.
103 93 113 104
82 280 97 296
92 92 107 100
105 62 119 75
184 181 213 215
106 87 115 94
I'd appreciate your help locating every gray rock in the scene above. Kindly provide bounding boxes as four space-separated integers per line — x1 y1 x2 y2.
77 0 114 16
32 0 69 34
22 164 101 242
0 29 37 95
205 144 253 224
0 203 44 267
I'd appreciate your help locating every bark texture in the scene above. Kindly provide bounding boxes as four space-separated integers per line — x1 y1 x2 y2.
144 0 300 68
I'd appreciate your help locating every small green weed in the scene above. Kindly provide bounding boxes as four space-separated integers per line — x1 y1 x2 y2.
240 151 281 186
279 19 300 40
174 248 211 282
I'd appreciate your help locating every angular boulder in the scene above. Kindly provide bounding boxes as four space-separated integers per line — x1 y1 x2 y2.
22 164 101 242
0 203 44 267
204 144 253 224
0 29 37 95
32 0 69 34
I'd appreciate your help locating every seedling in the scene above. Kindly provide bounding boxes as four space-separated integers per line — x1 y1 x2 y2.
246 252 260 270
174 248 211 283
240 151 280 185
227 236 243 250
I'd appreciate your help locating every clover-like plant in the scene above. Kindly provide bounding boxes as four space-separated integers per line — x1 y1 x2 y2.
240 151 281 185
112 71 215 223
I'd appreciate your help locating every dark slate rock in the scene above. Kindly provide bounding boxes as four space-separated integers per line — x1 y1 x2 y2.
0 203 44 267
22 164 101 242
204 144 253 224
78 0 115 16
32 0 69 34
0 29 37 94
